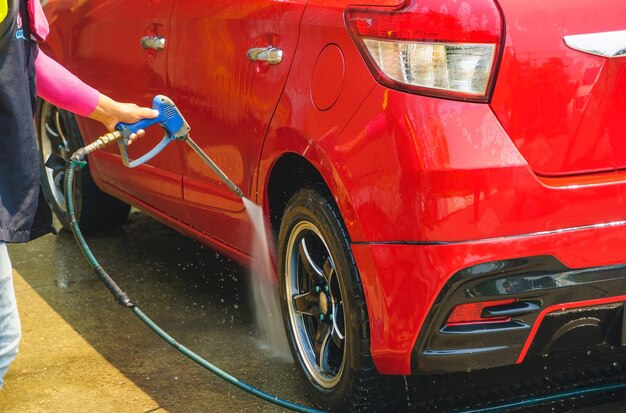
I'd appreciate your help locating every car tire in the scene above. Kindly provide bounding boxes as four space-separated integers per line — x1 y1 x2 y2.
278 187 401 412
36 99 130 232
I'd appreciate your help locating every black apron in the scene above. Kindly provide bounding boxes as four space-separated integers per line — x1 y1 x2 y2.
0 0 53 243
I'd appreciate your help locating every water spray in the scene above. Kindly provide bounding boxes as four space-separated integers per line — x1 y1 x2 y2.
49 95 321 413
49 95 626 413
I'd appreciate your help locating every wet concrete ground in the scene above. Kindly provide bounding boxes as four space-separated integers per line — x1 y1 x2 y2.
0 211 625 412
0 211 308 412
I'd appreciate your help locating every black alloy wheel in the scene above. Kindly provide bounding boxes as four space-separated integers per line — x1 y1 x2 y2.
284 216 346 388
36 99 130 232
278 187 400 412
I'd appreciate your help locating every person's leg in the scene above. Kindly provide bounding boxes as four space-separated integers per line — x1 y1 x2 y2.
0 242 20 389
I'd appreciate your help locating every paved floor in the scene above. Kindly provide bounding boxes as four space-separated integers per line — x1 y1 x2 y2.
0 212 307 412
0 211 624 412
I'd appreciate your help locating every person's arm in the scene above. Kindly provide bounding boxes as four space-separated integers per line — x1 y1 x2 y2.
35 50 100 117
35 50 157 138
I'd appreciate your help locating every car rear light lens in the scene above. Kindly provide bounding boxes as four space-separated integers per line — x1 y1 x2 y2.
346 0 503 102
445 299 516 326
362 40 495 96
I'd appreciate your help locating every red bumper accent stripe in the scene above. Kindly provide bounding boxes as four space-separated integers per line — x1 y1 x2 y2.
516 294 626 364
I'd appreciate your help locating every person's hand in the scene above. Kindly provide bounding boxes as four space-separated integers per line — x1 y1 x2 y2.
89 94 159 144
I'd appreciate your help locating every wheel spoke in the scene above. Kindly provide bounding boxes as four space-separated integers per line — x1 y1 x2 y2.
331 327 343 348
293 291 319 317
331 305 345 346
45 110 69 156
315 321 332 372
54 110 69 145
323 257 337 291
299 238 324 282
323 258 345 347
322 257 334 277
45 122 60 138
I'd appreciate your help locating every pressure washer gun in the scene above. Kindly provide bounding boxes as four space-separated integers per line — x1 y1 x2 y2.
116 95 190 168
71 95 243 198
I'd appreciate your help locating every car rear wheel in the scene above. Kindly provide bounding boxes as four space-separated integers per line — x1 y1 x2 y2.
36 100 130 232
278 188 399 412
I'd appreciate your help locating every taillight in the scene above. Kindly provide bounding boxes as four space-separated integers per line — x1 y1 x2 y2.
445 299 516 326
345 0 503 102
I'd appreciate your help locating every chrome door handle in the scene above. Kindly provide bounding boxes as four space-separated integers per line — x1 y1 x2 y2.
141 35 166 51
247 46 283 64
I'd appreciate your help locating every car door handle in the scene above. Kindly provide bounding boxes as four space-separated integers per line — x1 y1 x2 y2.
141 35 166 51
247 46 283 64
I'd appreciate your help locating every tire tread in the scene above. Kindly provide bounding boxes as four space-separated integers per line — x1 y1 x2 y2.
279 187 405 412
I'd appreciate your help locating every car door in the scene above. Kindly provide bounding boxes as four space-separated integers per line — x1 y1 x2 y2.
169 0 307 250
67 0 187 219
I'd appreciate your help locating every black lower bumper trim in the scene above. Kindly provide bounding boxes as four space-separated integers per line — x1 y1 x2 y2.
412 256 626 374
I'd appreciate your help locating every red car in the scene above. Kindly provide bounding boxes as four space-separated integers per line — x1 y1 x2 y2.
38 0 626 411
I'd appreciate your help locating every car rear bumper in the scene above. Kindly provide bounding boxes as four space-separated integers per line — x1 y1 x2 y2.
413 256 626 374
352 220 626 375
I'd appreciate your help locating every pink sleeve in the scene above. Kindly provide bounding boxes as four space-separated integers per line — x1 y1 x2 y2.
35 50 100 117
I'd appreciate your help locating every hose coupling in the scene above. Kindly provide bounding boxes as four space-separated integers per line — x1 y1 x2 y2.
88 130 123 154
70 130 123 162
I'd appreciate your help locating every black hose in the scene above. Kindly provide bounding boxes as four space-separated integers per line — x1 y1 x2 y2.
64 157 325 413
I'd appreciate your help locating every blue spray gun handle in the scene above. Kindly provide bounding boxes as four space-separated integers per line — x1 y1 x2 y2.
115 95 190 168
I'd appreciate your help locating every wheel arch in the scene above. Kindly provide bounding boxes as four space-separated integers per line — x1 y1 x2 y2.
259 131 366 244
266 153 326 236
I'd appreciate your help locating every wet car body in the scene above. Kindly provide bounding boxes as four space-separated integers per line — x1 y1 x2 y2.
40 0 626 410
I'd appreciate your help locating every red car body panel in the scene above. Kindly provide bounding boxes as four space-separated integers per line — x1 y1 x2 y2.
42 0 626 376
491 0 626 177
257 1 387 242
168 0 307 249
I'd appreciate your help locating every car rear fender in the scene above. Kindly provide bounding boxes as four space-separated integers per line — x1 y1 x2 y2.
257 127 366 243
255 0 388 242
